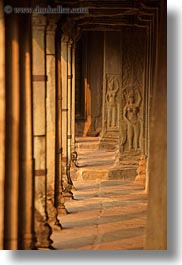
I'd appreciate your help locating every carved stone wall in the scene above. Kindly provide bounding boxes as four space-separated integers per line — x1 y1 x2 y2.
100 31 121 149
101 27 146 155
105 74 120 130
120 27 146 155
75 27 147 155
120 86 142 151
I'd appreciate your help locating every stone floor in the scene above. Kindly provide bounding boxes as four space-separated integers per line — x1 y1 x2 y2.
52 180 148 250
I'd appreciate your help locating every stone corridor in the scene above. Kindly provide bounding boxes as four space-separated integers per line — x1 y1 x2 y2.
52 136 147 250
0 0 166 250
52 180 147 250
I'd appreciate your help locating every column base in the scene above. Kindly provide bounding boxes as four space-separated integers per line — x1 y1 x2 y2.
63 190 73 201
47 196 62 231
57 204 68 215
35 222 53 249
38 246 56 250
57 192 68 215
18 233 37 250
62 174 74 200
34 208 54 249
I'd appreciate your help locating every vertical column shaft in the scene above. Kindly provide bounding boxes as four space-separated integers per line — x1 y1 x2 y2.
46 22 56 199
71 43 76 153
4 13 20 250
61 35 68 177
0 0 5 250
67 39 73 168
145 0 167 249
46 21 60 230
60 35 73 197
18 13 34 250
32 15 52 248
55 35 67 215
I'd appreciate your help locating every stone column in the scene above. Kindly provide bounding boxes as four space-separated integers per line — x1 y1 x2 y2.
56 35 67 215
61 35 73 200
71 42 76 155
0 1 5 250
45 20 60 230
32 15 52 249
67 39 73 171
4 13 20 250
145 0 167 250
18 14 35 250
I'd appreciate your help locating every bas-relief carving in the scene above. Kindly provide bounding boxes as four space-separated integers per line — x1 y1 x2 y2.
105 74 119 129
103 74 143 153
122 87 142 151
101 28 146 155
119 28 145 153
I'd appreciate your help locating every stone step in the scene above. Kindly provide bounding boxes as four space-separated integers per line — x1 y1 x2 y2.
77 150 116 159
72 180 144 199
76 149 116 166
58 205 147 229
75 137 100 143
76 142 100 150
73 166 137 181
119 160 140 165
72 180 100 190
72 188 145 200
53 179 147 250
73 136 139 182
75 137 101 150
72 180 143 190
65 196 146 213
76 159 114 167
76 149 116 167
76 168 109 181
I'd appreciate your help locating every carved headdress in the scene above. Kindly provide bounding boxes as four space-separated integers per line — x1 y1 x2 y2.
123 86 134 101
123 85 141 106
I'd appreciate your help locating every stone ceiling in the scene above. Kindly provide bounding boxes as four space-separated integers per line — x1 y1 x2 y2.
49 0 160 33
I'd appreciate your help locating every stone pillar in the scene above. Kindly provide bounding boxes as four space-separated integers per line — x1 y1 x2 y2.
4 13 20 250
61 35 73 200
18 14 35 250
32 15 52 249
71 42 76 155
0 1 5 250
67 39 73 170
145 0 167 250
45 20 60 230
55 35 67 215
